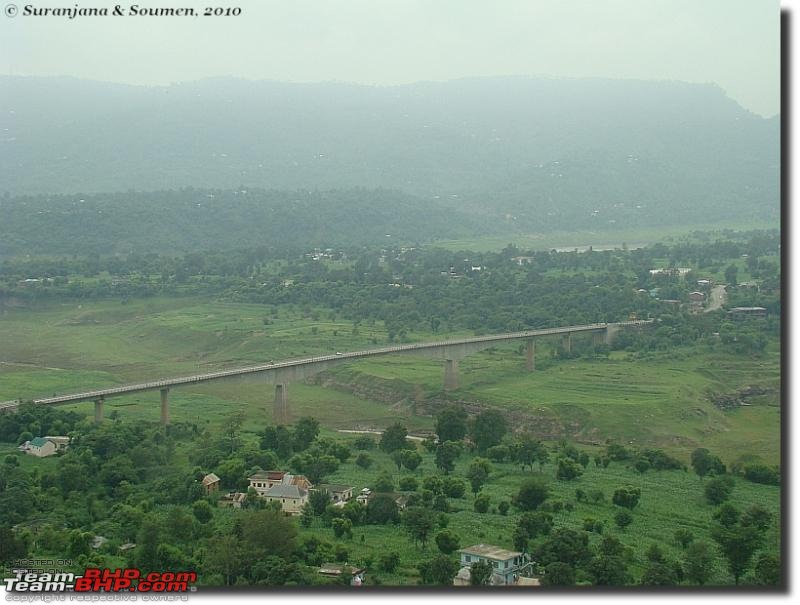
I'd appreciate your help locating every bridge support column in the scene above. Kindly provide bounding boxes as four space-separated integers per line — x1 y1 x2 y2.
273 383 289 425
94 397 104 424
605 324 619 346
444 359 459 391
561 334 572 354
526 339 535 371
592 332 605 347
160 388 170 426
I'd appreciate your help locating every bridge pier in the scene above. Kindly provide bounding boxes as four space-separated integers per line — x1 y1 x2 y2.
273 383 290 425
592 331 605 347
526 339 535 371
605 324 620 346
160 388 170 426
561 334 572 354
94 397 104 424
444 359 459 390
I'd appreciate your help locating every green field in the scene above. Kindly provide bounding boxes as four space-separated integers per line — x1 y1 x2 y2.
434 221 780 252
0 296 780 466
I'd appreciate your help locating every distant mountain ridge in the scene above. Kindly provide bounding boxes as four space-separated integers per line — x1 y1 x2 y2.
0 75 779 233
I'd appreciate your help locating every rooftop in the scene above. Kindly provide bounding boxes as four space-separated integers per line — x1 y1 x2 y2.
265 483 305 499
460 544 522 561
202 473 220 485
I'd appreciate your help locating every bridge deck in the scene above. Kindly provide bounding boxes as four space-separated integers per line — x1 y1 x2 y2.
11 320 651 408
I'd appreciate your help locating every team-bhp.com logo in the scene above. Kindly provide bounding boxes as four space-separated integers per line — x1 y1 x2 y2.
4 568 197 592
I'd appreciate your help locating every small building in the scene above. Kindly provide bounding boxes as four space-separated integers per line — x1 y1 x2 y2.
458 544 530 586
248 470 288 496
24 437 57 458
356 488 372 505
202 473 221 494
318 563 366 586
262 482 308 515
697 279 712 287
728 306 767 320
44 436 70 452
689 291 706 303
219 492 247 509
317 484 354 506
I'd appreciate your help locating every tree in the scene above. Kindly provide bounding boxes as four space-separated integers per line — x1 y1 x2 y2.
470 560 493 585
612 486 641 510
379 552 401 572
399 476 419 491
361 494 398 526
353 435 376 450
355 452 373 469
473 493 490 513
498 501 510 515
542 562 575 586
740 505 773 532
0 527 27 564
614 510 633 530
435 530 460 554
434 441 462 474
332 518 353 539
203 534 244 586
752 553 780 586
466 457 492 493
442 476 466 498
374 472 394 493
691 448 726 478
419 555 459 585
401 449 422 471
192 500 214 524
724 263 739 286
711 523 763 585
470 410 507 453
435 406 468 443
534 528 591 568
260 425 294 459
308 488 331 516
704 476 734 505
403 506 435 549
518 511 554 540
380 423 408 453
684 541 715 586
515 478 549 511
556 458 584 481
241 508 298 562
292 417 320 451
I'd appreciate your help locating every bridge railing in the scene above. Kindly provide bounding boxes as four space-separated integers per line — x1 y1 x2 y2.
27 320 652 406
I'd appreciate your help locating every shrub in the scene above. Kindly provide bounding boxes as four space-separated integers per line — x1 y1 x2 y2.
704 476 734 505
398 476 418 491
442 476 466 498
743 464 780 486
614 510 633 530
355 453 373 469
378 552 400 572
612 486 641 510
514 478 550 511
474 493 490 513
556 458 584 481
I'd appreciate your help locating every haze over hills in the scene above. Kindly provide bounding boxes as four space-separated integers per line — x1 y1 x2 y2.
0 75 779 251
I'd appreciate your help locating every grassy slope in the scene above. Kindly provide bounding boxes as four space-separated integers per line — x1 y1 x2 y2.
433 221 780 252
0 297 780 464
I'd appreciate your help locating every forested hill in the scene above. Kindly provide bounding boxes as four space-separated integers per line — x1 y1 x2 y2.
0 188 492 255
0 76 779 232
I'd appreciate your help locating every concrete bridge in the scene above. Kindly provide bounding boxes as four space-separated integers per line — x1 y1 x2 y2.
6 320 651 425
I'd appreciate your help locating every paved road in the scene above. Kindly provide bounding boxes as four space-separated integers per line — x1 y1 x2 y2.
705 284 727 313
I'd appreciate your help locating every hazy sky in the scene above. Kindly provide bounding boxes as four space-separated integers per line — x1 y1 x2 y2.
0 0 780 116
